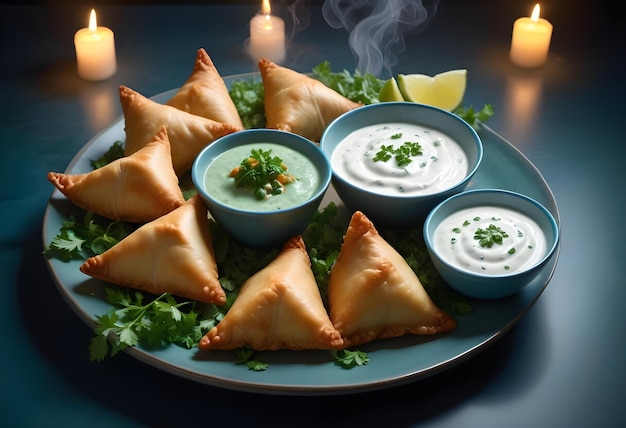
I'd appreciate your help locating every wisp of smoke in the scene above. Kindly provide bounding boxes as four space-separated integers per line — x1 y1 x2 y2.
286 0 313 40
322 0 439 78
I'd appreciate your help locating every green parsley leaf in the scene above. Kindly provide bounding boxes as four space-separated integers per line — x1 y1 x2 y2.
89 289 219 361
453 103 494 130
332 349 370 368
373 141 423 167
43 212 135 261
312 60 385 104
231 148 295 200
474 224 509 248
228 79 265 129
235 347 268 371
301 202 344 307
90 141 125 169
373 144 394 163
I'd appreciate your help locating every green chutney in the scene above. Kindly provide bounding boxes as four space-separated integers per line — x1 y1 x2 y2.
203 142 321 211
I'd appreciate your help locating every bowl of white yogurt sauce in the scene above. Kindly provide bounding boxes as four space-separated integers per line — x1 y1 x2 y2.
320 102 483 225
423 189 559 299
192 129 331 248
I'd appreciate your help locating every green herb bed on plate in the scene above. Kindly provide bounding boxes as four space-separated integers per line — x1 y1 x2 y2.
42 65 558 395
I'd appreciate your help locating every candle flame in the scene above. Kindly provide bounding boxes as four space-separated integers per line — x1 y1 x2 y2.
262 0 271 16
530 4 540 22
88 9 97 31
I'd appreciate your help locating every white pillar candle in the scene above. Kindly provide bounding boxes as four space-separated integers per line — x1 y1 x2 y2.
74 9 117 81
249 0 286 63
510 4 553 68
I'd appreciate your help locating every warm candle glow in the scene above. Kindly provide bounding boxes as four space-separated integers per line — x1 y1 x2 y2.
530 4 540 21
88 9 97 31
262 0 271 15
74 9 117 81
81 85 117 131
509 4 553 68
505 74 543 143
249 0 286 63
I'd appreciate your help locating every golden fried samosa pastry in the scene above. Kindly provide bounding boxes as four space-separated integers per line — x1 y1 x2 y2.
80 194 225 305
327 211 456 348
48 126 184 223
198 236 344 351
166 48 244 129
258 58 362 142
120 85 240 175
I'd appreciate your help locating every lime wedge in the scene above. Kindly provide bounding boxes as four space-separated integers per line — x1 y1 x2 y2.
397 69 467 111
378 77 405 102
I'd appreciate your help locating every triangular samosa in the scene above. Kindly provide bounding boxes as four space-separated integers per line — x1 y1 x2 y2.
198 236 344 351
120 85 240 175
328 211 457 347
80 194 225 305
48 126 184 223
166 48 244 129
258 58 361 142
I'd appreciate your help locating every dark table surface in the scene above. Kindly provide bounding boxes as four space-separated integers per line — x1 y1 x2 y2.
1 1 624 427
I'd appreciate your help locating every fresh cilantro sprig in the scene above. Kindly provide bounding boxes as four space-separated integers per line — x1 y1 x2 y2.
332 349 370 368
373 141 423 167
228 79 265 129
43 212 135 261
312 60 384 105
453 103 494 130
474 224 509 248
89 288 220 361
373 144 394 163
301 202 345 307
231 148 295 200
235 348 269 371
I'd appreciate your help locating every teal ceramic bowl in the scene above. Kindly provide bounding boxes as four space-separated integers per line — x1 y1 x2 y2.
192 129 332 248
423 189 559 299
319 102 483 226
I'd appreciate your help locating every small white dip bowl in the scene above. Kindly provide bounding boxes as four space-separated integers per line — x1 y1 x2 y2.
423 189 559 299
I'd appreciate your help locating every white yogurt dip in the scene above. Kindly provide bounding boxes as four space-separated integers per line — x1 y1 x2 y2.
330 123 468 196
433 206 547 275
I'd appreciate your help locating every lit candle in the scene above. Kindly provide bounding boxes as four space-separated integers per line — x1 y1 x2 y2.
249 0 286 63
74 9 117 81
510 4 553 68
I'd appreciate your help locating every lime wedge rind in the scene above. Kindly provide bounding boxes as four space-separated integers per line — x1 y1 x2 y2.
394 69 467 111
378 77 405 102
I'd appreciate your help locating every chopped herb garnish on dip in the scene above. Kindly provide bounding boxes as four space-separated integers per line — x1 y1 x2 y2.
474 224 509 248
230 148 295 200
373 141 423 167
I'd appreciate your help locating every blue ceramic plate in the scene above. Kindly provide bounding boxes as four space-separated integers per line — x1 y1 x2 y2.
42 74 560 395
